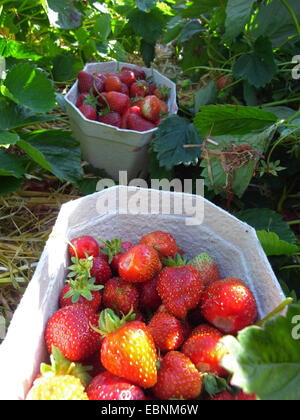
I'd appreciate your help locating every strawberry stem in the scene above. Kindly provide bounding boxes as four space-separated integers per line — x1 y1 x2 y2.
256 297 293 327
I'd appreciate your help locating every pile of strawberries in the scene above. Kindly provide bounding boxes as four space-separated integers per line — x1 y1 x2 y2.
27 231 258 400
75 65 170 132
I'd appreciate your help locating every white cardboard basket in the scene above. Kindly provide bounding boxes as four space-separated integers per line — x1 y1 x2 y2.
0 187 285 400
65 62 178 181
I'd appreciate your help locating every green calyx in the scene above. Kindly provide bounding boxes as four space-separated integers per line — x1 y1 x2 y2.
163 253 189 267
92 308 136 337
188 252 214 268
99 237 125 264
40 345 92 388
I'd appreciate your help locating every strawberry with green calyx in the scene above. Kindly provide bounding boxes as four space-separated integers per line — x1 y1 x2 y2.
188 253 221 288
140 230 179 261
99 238 134 272
102 277 139 316
69 236 99 259
92 308 158 389
26 346 91 400
130 80 150 98
154 85 170 102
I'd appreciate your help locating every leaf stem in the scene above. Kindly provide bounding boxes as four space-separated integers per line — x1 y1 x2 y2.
256 297 293 327
279 0 300 40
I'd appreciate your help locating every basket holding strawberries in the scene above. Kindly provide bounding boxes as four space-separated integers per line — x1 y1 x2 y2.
26 231 258 401
75 66 170 132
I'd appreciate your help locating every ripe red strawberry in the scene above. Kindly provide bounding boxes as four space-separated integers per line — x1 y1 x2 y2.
119 69 136 87
153 351 202 400
182 324 228 377
154 86 170 102
148 312 185 352
139 230 179 260
69 236 99 259
121 66 145 80
105 75 122 92
45 303 101 362
118 244 162 283
157 264 204 319
216 75 233 90
121 105 141 129
94 309 158 388
189 253 221 288
120 82 129 96
87 371 146 400
127 113 156 132
59 283 102 313
92 73 106 95
90 256 112 285
78 104 97 120
99 238 135 273
102 277 139 315
106 91 131 114
208 390 256 400
141 95 161 122
97 92 109 109
138 275 162 311
98 111 122 128
201 278 258 334
76 92 89 108
78 70 94 93
130 80 149 98
159 99 168 115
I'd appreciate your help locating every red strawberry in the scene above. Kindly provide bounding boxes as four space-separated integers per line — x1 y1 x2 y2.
157 264 204 319
98 111 122 128
139 230 179 260
148 312 185 352
82 348 106 378
69 236 99 259
94 309 158 388
121 106 141 129
138 275 162 311
102 277 139 315
120 82 130 96
99 238 135 273
216 75 233 90
140 95 163 122
159 99 168 115
121 66 145 80
87 371 146 400
236 391 257 400
119 69 136 87
90 256 112 285
118 244 162 283
208 390 256 401
45 303 101 362
92 73 106 95
78 104 97 120
97 92 109 109
130 80 150 98
153 351 202 400
78 71 94 93
105 75 122 92
76 92 89 108
154 86 170 102
127 113 156 132
201 278 258 335
189 253 221 288
59 283 102 313
182 324 228 377
106 91 131 115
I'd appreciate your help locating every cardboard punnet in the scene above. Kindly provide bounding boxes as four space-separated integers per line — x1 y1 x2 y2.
0 187 285 400
65 62 178 181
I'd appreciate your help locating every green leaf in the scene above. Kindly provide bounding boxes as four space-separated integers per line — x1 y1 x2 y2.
177 20 205 43
0 176 23 196
94 14 112 40
194 81 217 113
0 39 42 61
257 231 299 257
236 208 297 244
44 0 83 30
3 63 56 113
128 9 163 44
202 373 232 398
224 0 256 41
0 149 25 178
17 130 83 184
233 36 278 88
140 40 155 67
221 304 300 400
135 0 157 11
194 105 278 137
182 0 226 17
152 115 202 170
0 131 20 146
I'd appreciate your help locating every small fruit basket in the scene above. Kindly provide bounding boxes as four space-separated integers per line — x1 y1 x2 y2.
64 62 178 181
0 187 285 400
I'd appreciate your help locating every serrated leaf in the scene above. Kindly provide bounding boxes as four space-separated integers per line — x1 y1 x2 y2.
221 304 300 400
257 230 299 257
194 81 217 113
4 63 56 113
45 0 83 30
194 105 278 137
0 39 42 61
128 9 163 44
224 0 256 41
152 115 202 170
233 36 278 88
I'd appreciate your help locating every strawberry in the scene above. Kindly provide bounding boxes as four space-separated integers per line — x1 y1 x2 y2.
159 99 168 115
156 259 204 319
127 113 156 132
87 371 146 400
118 244 162 283
152 351 202 400
102 277 139 315
105 75 122 92
121 106 141 129
59 283 102 312
208 390 256 401
189 253 220 288
139 230 179 260
69 236 99 259
90 256 112 285
236 391 257 400
78 70 94 93
154 86 170 102
138 275 162 311
78 104 97 120
106 91 131 114
93 309 158 388
76 92 89 108
121 66 145 80
182 324 228 377
130 80 150 98
120 82 130 96
119 69 136 87
98 111 122 128
97 92 110 109
92 73 106 95
99 238 135 273
82 347 106 378
26 346 90 400
45 303 101 362
201 278 258 334
216 75 233 90
148 312 185 352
